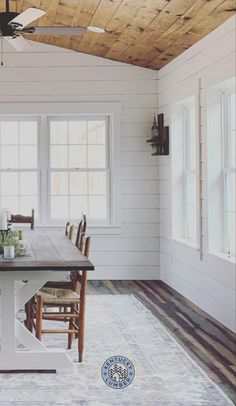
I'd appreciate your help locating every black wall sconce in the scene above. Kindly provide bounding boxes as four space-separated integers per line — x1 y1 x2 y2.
147 113 169 156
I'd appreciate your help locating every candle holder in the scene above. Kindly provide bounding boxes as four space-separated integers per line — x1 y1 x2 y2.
0 221 12 254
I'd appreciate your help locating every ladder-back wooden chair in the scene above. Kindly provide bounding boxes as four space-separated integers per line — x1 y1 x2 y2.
11 208 35 230
75 214 87 248
24 221 74 331
32 235 90 362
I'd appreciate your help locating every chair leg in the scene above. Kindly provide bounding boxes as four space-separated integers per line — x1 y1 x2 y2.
36 295 43 340
68 305 74 350
78 302 85 362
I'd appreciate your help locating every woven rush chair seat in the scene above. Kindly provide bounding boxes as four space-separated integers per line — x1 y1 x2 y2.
39 287 79 304
30 235 90 362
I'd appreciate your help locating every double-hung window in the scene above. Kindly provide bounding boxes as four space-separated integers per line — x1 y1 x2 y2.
207 79 235 259
0 118 38 216
49 116 110 224
222 90 236 257
172 97 197 246
183 106 197 243
0 102 119 227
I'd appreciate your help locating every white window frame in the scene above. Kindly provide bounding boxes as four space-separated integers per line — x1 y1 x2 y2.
48 115 110 225
183 105 197 242
0 102 121 231
0 116 40 218
207 78 235 261
222 89 235 257
171 96 199 248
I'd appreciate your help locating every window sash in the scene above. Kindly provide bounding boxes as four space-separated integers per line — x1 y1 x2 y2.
48 116 110 224
183 105 197 243
48 168 110 223
222 90 236 257
0 117 39 217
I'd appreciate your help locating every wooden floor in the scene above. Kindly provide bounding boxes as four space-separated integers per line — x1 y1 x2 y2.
87 280 236 403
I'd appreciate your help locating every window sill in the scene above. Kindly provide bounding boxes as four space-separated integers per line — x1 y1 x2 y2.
25 224 122 235
171 237 198 250
207 251 236 265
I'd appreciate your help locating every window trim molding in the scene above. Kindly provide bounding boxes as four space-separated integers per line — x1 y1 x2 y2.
0 102 122 229
207 78 235 258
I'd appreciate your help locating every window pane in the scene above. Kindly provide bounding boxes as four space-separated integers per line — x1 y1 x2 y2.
19 146 37 169
0 146 19 169
51 172 68 195
187 205 196 242
19 196 37 217
51 145 68 168
230 93 235 131
89 196 106 219
226 212 235 255
1 172 19 195
69 145 87 168
20 172 38 195
189 108 195 137
1 196 19 213
50 121 68 144
19 121 37 144
89 172 106 195
69 121 87 144
88 145 106 168
226 172 235 212
88 121 106 144
229 130 235 169
51 196 69 219
186 173 196 205
0 121 18 145
70 196 88 218
69 172 87 195
190 138 196 170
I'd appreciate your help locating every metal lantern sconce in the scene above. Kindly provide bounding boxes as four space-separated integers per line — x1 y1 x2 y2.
147 113 169 156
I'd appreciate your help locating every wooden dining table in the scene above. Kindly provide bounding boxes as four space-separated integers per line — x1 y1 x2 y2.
0 229 94 372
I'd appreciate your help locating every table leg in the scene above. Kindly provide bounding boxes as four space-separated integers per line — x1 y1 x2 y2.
0 272 73 372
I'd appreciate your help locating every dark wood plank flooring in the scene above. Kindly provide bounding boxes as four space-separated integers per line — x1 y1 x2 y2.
87 280 236 403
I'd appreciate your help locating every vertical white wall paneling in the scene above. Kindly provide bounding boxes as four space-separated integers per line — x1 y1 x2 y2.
0 41 159 280
158 16 236 332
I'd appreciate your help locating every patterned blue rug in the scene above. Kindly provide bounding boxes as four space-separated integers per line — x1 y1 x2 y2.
0 295 233 405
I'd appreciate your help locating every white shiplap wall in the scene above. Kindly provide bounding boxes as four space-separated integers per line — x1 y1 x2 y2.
0 42 159 280
158 16 236 332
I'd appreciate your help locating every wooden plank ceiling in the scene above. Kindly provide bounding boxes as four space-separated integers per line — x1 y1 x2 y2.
0 0 235 69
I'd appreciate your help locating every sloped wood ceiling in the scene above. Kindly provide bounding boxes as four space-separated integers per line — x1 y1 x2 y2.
1 0 235 69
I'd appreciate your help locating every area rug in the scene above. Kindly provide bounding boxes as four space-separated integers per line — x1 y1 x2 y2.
0 295 234 406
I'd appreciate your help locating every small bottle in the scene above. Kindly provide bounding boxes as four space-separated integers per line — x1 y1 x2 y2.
152 114 158 138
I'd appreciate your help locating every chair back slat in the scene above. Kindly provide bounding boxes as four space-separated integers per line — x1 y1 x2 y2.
75 214 87 249
71 236 90 292
11 208 35 230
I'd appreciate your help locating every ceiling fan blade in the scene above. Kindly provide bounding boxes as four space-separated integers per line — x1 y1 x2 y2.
9 7 46 29
30 26 87 36
5 35 31 52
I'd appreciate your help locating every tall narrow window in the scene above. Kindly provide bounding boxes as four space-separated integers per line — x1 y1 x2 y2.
223 91 236 257
172 96 197 246
49 117 110 223
0 118 38 216
183 106 197 243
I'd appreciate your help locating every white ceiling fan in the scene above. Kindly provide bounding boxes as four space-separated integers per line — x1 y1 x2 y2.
0 0 105 52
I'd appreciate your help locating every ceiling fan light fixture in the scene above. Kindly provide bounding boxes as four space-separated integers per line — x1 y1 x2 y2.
87 26 105 33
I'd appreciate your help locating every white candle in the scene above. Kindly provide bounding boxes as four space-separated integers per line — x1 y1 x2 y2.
2 208 11 221
0 211 8 230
